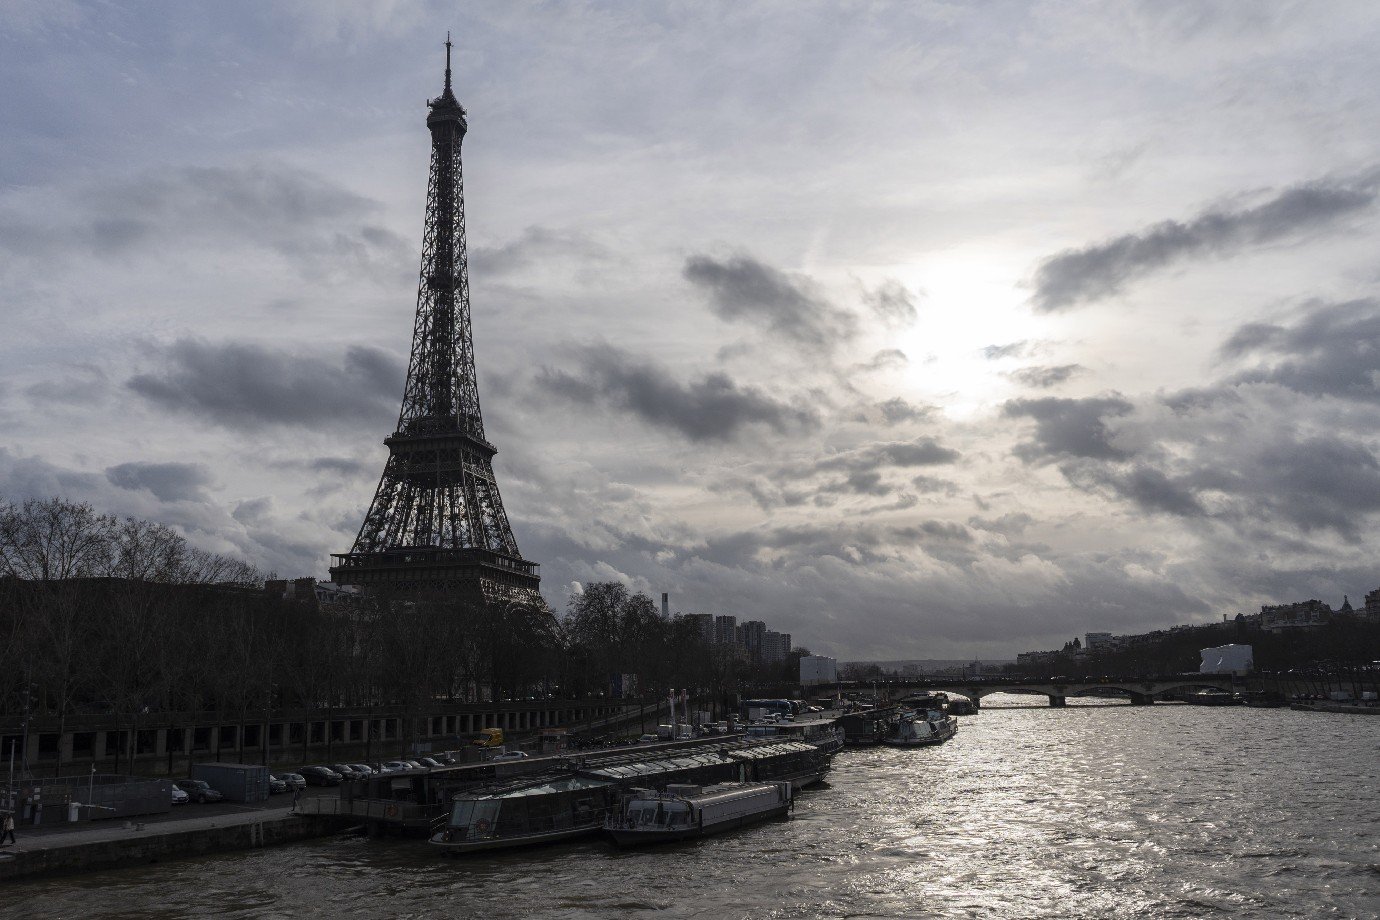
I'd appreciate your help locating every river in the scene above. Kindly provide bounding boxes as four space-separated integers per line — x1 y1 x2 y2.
12 696 1380 919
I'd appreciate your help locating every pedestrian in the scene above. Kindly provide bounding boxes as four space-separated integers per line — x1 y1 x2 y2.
291 787 301 812
1 811 15 846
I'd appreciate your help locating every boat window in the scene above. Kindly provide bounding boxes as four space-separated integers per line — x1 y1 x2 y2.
450 800 474 827
470 801 501 837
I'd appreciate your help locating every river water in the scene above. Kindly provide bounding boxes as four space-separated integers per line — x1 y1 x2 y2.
13 696 1380 919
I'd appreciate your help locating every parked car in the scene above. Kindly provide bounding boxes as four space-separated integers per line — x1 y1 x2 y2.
404 760 426 770
492 751 528 761
329 763 362 780
417 757 444 768
381 761 412 773
170 784 190 806
638 733 658 743
267 774 289 794
174 779 224 804
350 763 375 776
298 766 342 786
278 773 306 792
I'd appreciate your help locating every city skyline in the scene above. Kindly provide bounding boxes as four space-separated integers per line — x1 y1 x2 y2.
4 3 1380 659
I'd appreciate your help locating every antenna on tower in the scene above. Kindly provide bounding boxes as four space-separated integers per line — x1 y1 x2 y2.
444 31 453 93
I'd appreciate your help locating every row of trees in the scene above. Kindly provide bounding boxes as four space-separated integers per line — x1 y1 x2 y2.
1 499 800 758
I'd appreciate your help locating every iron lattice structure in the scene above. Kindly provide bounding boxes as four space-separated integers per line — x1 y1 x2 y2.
331 39 540 602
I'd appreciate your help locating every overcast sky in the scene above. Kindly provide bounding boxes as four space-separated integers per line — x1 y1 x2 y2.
5 1 1380 659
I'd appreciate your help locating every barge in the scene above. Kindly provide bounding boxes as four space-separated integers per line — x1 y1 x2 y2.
604 781 792 847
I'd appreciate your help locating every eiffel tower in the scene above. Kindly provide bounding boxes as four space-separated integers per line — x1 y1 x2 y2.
331 37 540 603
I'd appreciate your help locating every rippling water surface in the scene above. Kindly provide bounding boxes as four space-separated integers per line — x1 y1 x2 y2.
14 698 1380 919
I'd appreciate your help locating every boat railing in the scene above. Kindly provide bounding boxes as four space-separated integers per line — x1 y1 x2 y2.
299 796 444 824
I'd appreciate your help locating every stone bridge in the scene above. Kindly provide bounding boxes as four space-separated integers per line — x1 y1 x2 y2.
839 676 1237 708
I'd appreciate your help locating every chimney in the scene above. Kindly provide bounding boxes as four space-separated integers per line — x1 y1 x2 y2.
661 592 669 618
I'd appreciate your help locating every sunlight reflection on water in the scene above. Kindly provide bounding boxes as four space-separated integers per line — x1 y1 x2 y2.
12 696 1380 919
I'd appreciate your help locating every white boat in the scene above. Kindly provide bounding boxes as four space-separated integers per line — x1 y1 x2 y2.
604 781 792 846
883 709 958 747
744 712 846 758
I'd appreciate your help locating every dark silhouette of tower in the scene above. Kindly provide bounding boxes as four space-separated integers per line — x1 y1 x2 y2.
331 37 540 603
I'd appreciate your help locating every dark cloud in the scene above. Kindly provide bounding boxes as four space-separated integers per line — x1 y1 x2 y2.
1065 433 1380 540
683 254 856 351
817 437 961 473
470 226 610 276
877 397 930 425
821 470 894 497
0 448 103 501
1221 299 1380 403
0 163 409 277
1031 175 1379 312
127 339 404 430
1008 364 1086 389
1063 462 1204 518
24 365 108 406
1004 395 1134 462
536 344 818 442
232 497 273 526
853 349 909 374
309 457 372 476
912 474 960 495
106 461 214 503
862 279 919 326
982 341 1028 360
894 521 973 544
736 435 960 510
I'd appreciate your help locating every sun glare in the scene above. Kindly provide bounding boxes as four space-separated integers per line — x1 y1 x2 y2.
889 248 1046 420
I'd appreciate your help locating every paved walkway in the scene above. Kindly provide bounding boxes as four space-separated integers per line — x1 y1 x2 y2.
0 790 330 856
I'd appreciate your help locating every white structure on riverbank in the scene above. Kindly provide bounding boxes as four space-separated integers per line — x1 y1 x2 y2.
1200 644 1253 675
800 655 838 687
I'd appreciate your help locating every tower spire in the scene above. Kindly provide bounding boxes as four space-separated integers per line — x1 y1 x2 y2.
444 31 452 94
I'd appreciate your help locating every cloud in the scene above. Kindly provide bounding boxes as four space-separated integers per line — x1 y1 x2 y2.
683 254 856 351
734 435 960 510
1220 299 1380 403
853 349 909 374
24 365 108 405
1031 175 1380 312
106 461 214 503
536 343 819 442
127 339 404 430
470 225 611 276
1004 395 1134 462
861 278 920 326
877 397 930 425
308 457 373 477
1064 431 1380 539
982 341 1028 360
0 163 409 278
1007 364 1086 389
1062 462 1204 518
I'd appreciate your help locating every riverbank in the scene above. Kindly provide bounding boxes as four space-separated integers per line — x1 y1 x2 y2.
0 800 336 882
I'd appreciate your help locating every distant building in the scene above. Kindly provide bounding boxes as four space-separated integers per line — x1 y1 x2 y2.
713 615 738 645
1084 632 1114 651
684 613 715 644
738 620 766 659
1200 644 1253 675
1259 600 1332 632
799 655 838 687
762 630 791 664
1366 588 1380 622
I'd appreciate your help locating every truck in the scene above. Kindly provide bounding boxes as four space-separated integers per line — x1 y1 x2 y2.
472 727 505 748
